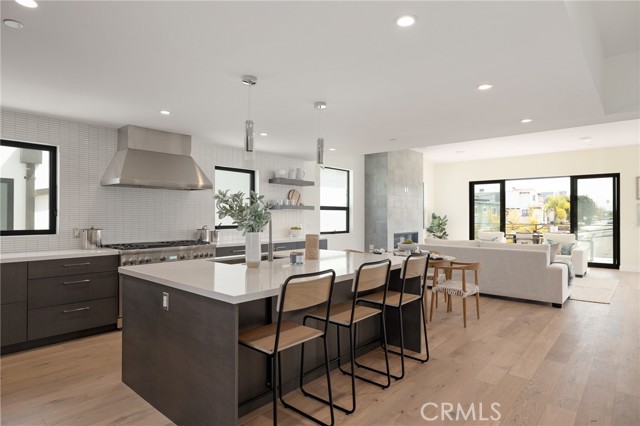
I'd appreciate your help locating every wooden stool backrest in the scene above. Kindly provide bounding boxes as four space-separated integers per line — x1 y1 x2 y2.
353 259 391 293
402 254 429 281
277 270 336 313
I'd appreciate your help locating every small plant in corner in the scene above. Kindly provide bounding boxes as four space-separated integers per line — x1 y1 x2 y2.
290 226 302 230
402 238 414 244
426 212 449 239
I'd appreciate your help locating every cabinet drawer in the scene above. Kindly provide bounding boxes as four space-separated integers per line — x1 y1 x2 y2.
28 297 117 341
215 245 246 258
297 239 328 250
1 302 27 346
28 255 118 279
28 271 118 309
1 262 27 304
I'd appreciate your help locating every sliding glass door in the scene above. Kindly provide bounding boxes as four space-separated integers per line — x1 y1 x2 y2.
469 173 620 269
469 181 504 239
572 174 619 268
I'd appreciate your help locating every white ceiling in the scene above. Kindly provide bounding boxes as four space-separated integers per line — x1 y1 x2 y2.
1 1 638 161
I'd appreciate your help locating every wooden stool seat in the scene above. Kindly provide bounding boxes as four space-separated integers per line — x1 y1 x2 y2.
239 321 323 355
306 303 381 326
359 290 421 308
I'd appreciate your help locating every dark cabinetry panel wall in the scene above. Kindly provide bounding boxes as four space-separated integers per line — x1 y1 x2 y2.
216 239 327 258
1 262 28 346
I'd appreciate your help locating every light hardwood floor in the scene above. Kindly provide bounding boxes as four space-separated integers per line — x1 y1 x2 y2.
2 269 638 425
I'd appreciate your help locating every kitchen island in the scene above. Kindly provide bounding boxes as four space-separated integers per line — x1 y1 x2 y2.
119 250 425 425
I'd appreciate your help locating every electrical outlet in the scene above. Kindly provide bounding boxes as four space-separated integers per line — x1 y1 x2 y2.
369 244 374 251
73 228 80 238
162 292 169 311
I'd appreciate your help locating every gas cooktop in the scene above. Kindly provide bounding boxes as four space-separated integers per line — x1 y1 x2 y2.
102 240 211 251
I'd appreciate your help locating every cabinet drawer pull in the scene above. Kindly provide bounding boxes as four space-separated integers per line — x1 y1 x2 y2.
63 306 91 313
63 279 91 285
63 262 91 267
231 249 245 253
274 246 287 250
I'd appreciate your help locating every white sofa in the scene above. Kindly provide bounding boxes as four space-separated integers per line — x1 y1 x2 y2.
542 233 588 276
420 238 571 307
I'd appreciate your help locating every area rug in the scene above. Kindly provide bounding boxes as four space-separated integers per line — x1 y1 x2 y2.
570 278 619 304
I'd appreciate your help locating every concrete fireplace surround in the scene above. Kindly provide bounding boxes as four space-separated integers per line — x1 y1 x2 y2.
365 150 423 251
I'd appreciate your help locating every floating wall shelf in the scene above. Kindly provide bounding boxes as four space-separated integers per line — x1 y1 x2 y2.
268 178 315 186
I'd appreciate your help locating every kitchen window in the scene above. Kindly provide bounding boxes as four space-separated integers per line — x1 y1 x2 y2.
214 166 255 230
320 167 350 234
0 139 57 235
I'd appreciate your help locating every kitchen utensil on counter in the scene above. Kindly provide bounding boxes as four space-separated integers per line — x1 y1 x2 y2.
289 251 304 265
287 189 302 205
196 225 213 243
295 168 305 179
81 226 102 249
305 234 320 260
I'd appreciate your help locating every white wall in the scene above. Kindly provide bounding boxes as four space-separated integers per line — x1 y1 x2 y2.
0 110 338 252
430 145 640 271
304 152 365 251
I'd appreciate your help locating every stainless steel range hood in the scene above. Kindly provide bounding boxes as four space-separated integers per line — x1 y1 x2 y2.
100 125 213 190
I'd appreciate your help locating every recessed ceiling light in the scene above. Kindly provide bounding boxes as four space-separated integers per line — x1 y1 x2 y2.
477 84 493 91
328 148 336 151
396 15 417 27
15 0 37 8
579 136 592 142
3 19 24 29
455 150 465 154
159 110 171 115
520 118 533 123
259 132 268 136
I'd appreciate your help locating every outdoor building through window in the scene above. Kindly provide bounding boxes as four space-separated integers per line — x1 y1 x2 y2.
320 167 349 234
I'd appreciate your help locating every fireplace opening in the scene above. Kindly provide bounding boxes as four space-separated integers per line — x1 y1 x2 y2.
393 232 419 248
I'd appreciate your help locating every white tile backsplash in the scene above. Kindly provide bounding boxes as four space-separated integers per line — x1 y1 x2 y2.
0 110 312 252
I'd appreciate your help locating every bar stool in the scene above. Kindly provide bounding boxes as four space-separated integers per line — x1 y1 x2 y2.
238 269 336 426
301 258 392 414
357 253 431 381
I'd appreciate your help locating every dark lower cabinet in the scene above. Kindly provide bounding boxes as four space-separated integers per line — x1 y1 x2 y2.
1 262 28 347
1 255 119 354
1 302 27 346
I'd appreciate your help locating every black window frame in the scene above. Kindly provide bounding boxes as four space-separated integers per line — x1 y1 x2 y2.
469 173 620 269
320 166 350 235
1 139 57 236
214 165 256 230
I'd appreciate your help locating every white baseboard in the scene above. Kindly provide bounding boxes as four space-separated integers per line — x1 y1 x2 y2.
620 266 640 273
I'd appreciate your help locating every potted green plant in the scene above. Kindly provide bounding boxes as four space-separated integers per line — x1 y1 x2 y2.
426 212 448 239
290 225 303 238
215 190 272 267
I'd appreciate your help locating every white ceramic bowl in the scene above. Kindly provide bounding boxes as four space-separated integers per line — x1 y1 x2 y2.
398 243 418 252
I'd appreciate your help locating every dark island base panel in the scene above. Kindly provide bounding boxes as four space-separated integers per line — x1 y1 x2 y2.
122 276 239 426
121 271 424 426
1 325 117 355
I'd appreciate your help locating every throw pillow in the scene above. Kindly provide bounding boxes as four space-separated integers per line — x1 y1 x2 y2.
479 237 497 242
548 243 559 263
560 242 576 256
546 239 562 255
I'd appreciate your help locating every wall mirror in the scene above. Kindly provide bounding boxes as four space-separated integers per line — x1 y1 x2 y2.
214 166 256 229
0 139 57 235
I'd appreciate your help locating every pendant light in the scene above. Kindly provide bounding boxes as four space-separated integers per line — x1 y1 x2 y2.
242 75 257 153
314 101 327 165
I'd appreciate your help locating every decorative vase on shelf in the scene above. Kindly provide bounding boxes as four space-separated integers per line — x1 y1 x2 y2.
245 232 261 268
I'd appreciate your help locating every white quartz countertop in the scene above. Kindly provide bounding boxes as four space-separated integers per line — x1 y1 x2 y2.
215 236 318 248
0 249 120 263
119 250 406 304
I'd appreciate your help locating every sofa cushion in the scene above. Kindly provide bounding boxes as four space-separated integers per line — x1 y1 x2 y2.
424 238 479 247
548 243 559 263
547 239 575 255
